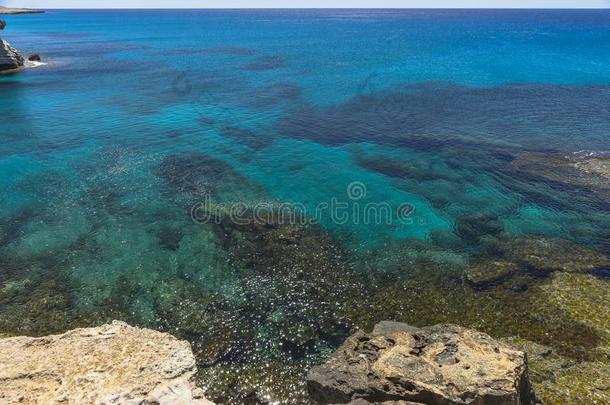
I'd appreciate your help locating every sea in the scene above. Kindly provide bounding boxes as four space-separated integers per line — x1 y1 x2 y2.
1 9 610 403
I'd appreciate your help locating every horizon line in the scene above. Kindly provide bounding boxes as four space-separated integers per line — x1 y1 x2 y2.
17 6 610 9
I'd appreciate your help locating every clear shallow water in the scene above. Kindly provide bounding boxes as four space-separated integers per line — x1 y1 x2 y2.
2 9 610 403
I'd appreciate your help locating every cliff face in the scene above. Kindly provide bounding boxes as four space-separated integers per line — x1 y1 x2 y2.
0 39 24 72
0 321 215 404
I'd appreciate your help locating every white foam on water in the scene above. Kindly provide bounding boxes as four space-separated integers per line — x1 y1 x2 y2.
25 60 48 68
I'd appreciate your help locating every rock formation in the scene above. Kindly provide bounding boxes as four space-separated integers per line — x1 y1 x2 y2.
307 321 536 404
0 39 24 72
0 19 25 73
0 320 215 404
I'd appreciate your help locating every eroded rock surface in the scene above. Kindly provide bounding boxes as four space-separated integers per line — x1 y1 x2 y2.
0 320 214 404
0 39 24 72
307 322 536 405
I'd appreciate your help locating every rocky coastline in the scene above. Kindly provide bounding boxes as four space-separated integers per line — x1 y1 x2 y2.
1 320 540 405
0 17 38 73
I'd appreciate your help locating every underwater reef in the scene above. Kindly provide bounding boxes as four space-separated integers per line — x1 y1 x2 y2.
0 146 609 403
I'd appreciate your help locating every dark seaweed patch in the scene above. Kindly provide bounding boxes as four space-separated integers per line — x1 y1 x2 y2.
145 47 255 57
198 117 216 125
243 56 287 71
157 152 237 198
455 213 503 243
355 155 440 182
155 227 184 251
244 82 303 108
220 126 272 151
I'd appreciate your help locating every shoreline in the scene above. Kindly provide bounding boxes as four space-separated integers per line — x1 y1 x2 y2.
0 8 44 15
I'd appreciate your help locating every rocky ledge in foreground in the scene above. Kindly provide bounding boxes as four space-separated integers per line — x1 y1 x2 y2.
0 320 214 404
307 322 536 405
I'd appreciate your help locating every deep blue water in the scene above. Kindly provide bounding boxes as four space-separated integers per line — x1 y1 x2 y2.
2 9 610 403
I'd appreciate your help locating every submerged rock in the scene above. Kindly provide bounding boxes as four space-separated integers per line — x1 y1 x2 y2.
307 321 536 405
505 337 610 405
498 237 610 274
456 213 503 242
509 151 610 193
0 321 214 404
28 53 41 62
0 39 24 72
574 155 610 181
537 272 610 344
465 260 519 288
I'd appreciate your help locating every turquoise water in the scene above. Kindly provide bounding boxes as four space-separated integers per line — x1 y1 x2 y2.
2 9 610 403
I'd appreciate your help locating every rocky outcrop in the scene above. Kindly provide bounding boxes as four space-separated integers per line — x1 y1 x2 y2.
307 322 536 404
0 39 24 72
0 320 214 404
0 18 25 73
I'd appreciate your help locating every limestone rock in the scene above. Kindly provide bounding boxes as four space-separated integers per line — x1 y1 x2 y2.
0 20 6 30
0 320 214 404
0 39 24 72
307 321 536 404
